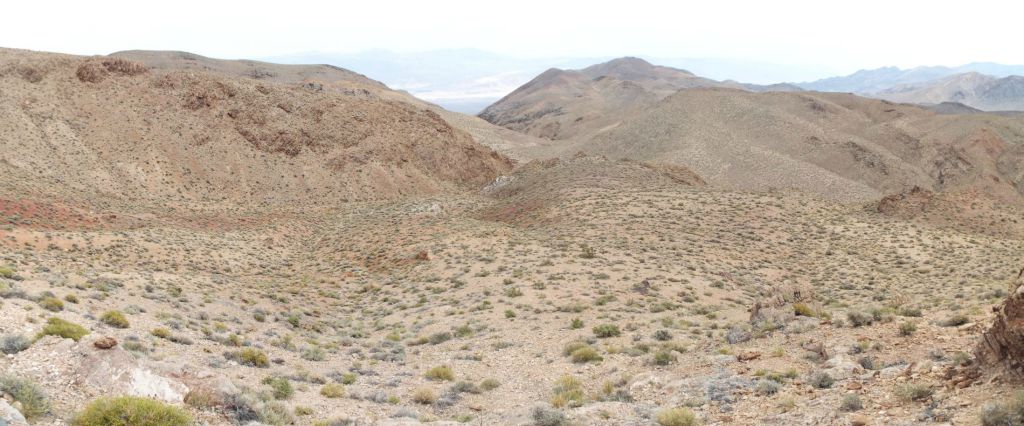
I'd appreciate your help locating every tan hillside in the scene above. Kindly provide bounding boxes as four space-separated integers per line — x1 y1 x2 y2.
0 48 512 205
499 84 1024 202
478 57 799 142
2 47 1024 426
114 50 553 161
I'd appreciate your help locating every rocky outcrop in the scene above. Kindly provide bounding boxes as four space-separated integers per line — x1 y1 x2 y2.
975 267 1024 379
75 341 189 403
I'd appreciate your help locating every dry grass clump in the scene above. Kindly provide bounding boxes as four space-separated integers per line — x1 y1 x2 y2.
72 396 189 426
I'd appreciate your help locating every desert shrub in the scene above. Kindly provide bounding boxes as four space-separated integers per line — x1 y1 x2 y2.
846 311 873 327
756 379 781 395
255 400 293 425
793 303 816 317
653 329 673 341
0 375 50 419
340 372 357 385
151 327 172 339
532 405 568 426
898 306 922 317
428 331 452 345
0 266 15 279
234 348 269 367
898 321 916 336
301 346 326 361
320 383 345 398
840 394 863 411
100 310 130 328
37 317 89 341
570 318 584 329
1 334 31 354
980 392 1024 425
807 371 834 389
183 387 219 409
570 346 602 363
425 365 454 381
73 396 189 425
480 378 501 391
939 314 969 327
65 294 79 303
894 383 933 402
412 387 437 404
656 407 699 426
593 324 621 338
39 296 64 312
653 350 678 366
262 377 294 400
551 376 584 408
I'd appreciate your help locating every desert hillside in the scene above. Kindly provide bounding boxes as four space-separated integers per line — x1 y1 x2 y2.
478 57 794 141
0 48 513 205
482 61 1024 202
2 48 1024 426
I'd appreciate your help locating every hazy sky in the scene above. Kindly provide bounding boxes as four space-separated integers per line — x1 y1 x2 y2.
5 0 1024 75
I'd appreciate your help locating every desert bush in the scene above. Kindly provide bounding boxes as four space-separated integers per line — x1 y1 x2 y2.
980 392 1024 425
532 405 568 426
301 346 326 361
73 396 189 426
551 376 584 408
570 346 602 363
412 387 437 404
262 377 294 400
793 303 816 317
898 321 916 336
321 383 345 398
938 314 969 327
425 365 454 381
653 329 673 341
0 375 51 419
1 333 31 354
846 311 873 327
656 407 699 426
807 371 834 389
840 394 863 411
480 378 501 391
234 348 269 367
151 327 172 339
756 379 781 395
653 350 678 366
894 383 933 402
39 296 64 312
0 266 15 279
570 318 584 329
593 324 621 338
37 317 89 341
101 310 130 328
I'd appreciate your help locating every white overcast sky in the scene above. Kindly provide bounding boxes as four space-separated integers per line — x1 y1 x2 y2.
4 0 1024 74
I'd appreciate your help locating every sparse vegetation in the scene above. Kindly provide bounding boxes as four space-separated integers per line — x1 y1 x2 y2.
73 396 190 426
0 375 51 419
37 317 89 341
100 310 130 328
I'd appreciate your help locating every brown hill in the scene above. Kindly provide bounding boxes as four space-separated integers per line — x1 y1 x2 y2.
478 57 779 141
0 48 512 205
114 50 553 161
561 89 1024 201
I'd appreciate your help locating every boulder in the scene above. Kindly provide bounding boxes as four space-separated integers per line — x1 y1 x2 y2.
0 399 28 426
74 341 189 403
